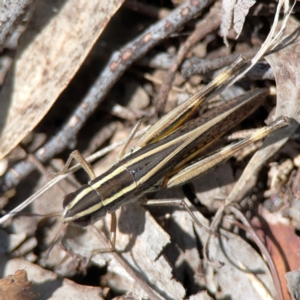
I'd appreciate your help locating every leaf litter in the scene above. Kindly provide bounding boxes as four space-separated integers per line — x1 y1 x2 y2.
0 0 300 299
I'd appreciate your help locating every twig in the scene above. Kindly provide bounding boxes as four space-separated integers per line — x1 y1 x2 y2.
156 1 221 115
138 48 273 81
181 48 259 78
1 0 214 193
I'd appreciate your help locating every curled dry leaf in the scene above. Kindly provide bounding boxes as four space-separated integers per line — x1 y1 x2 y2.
256 209 300 300
0 269 36 300
1 258 105 300
0 0 124 159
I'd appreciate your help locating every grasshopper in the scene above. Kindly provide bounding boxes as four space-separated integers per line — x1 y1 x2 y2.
60 57 288 249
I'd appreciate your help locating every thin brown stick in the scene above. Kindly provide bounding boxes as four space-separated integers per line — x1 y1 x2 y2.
156 1 222 115
181 48 259 78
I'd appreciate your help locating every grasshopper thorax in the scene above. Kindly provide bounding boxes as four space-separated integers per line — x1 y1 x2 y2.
61 184 107 227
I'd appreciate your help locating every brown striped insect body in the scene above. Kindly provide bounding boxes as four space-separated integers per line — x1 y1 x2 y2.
61 59 288 230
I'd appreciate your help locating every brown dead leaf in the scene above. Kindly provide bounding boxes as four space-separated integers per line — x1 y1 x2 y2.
255 209 300 300
2 258 105 300
0 0 124 159
0 269 36 300
266 223 300 300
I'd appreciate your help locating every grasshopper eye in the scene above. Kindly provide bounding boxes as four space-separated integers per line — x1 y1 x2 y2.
63 192 76 208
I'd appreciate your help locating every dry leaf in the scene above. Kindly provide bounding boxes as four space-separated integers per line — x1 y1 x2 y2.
62 202 186 299
209 229 275 299
220 0 256 45
220 0 236 45
0 0 124 159
286 270 300 300
256 208 300 300
0 269 36 300
2 258 105 300
233 0 256 38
